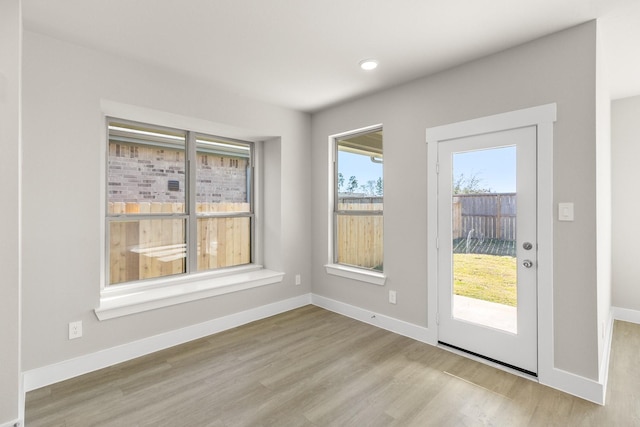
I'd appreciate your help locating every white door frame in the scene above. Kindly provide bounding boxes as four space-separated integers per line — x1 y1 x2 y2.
426 104 556 382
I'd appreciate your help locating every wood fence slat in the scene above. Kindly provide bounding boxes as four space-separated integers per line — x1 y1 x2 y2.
454 193 516 242
224 216 233 267
109 202 125 284
217 204 228 269
110 222 122 284
198 217 207 270
138 202 151 280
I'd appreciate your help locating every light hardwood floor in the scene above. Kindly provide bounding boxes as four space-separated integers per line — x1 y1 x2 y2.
25 305 640 426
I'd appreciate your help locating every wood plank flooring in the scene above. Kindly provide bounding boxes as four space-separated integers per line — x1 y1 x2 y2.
25 305 640 426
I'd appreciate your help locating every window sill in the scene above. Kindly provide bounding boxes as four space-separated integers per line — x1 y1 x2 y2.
95 266 285 320
325 264 387 286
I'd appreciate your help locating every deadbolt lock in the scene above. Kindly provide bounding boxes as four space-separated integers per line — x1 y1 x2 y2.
523 242 533 250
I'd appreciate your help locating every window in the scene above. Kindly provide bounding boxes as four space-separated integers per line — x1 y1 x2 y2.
333 128 383 272
107 118 253 286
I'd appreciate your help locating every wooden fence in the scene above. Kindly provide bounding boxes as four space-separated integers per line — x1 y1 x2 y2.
336 199 383 270
108 202 250 285
453 193 516 241
110 198 384 281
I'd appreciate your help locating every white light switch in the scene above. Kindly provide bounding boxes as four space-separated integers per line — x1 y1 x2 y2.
558 203 574 221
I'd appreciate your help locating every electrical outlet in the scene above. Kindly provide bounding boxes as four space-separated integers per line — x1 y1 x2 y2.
389 290 397 304
69 321 82 340
295 274 301 285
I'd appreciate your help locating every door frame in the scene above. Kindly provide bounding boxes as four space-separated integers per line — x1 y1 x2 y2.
426 103 556 382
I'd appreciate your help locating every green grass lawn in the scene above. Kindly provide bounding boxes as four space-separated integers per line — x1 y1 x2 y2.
453 253 517 307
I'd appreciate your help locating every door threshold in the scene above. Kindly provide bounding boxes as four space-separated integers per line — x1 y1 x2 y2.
438 341 538 379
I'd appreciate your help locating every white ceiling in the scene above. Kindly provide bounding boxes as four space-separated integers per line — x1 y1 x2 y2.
22 0 640 113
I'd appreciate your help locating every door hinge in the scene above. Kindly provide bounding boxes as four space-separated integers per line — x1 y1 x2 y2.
436 312 440 325
436 237 439 249
436 162 440 174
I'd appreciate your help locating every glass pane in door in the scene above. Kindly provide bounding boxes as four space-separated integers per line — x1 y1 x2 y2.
451 146 517 333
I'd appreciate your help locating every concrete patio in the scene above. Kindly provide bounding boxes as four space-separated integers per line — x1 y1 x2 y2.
453 294 517 334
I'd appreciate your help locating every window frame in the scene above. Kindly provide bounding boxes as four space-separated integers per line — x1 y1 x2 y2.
105 117 255 287
326 125 386 286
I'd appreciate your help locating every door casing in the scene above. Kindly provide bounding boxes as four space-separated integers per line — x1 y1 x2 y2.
426 104 556 383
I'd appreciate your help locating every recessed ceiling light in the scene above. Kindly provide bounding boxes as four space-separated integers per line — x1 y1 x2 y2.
359 59 378 71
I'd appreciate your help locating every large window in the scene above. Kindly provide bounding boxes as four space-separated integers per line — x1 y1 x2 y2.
107 118 253 286
333 128 383 271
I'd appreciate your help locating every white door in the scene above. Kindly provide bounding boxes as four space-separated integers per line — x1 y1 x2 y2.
437 126 537 375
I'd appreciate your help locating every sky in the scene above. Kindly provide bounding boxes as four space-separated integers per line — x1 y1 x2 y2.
453 145 516 193
339 145 517 194
338 151 383 191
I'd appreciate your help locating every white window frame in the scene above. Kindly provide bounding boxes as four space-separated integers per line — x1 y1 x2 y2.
325 124 386 286
96 109 283 320
105 117 256 285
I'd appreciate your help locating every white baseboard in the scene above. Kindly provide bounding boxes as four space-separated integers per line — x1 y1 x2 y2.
599 308 615 404
612 306 640 324
23 294 312 392
311 294 437 346
539 367 605 405
537 308 613 405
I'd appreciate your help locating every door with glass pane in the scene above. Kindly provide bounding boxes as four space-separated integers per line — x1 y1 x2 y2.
437 126 537 375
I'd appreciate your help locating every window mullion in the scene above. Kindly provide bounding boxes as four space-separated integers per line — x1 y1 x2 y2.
187 131 198 274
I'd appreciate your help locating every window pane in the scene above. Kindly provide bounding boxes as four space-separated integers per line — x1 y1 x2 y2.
337 130 383 209
108 121 186 213
197 217 251 271
451 146 517 333
109 218 186 285
336 214 383 271
196 137 251 214
335 129 383 271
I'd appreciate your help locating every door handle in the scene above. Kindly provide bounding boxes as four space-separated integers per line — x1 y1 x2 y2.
522 259 534 268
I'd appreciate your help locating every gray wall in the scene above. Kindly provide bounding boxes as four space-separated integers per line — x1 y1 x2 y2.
0 1 21 422
311 22 600 379
612 95 640 311
21 30 311 371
